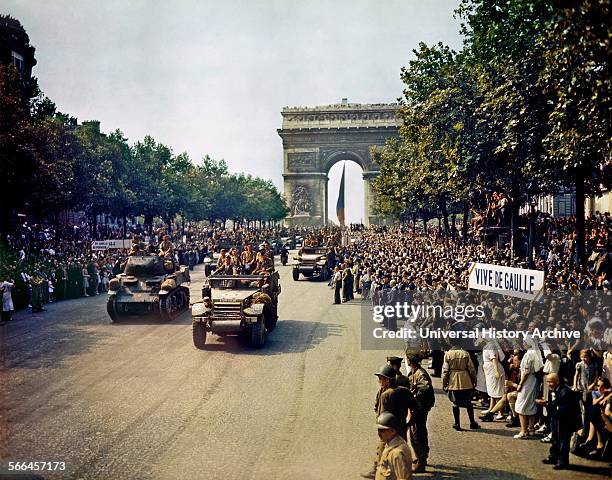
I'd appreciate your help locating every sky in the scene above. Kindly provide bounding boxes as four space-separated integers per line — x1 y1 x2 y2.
4 0 463 224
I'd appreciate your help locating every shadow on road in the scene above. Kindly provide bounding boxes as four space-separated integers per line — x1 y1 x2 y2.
197 320 346 356
1 321 110 370
562 464 612 477
423 463 533 479
109 310 193 326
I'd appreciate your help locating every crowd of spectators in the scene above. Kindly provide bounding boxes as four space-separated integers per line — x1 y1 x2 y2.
0 219 298 317
320 213 611 468
1 208 611 471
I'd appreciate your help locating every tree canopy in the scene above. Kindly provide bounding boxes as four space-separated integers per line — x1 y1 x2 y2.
373 0 611 260
0 63 288 237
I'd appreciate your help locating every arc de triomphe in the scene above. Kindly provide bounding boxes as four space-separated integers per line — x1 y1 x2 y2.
278 100 399 227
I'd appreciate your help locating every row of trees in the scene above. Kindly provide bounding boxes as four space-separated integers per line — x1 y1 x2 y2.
0 31 288 237
373 0 610 262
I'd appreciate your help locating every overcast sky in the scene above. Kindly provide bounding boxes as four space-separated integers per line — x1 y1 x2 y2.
5 0 463 223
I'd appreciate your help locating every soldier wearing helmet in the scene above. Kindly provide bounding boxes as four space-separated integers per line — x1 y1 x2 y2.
362 364 418 479
374 412 413 480
405 351 434 473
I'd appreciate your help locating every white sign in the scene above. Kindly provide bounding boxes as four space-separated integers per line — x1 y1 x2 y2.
91 239 132 251
468 262 544 300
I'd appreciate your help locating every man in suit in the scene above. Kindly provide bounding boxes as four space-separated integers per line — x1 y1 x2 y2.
537 373 582 470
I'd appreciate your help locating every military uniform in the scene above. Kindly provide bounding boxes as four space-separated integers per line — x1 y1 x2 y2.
374 385 417 467
387 357 410 389
30 274 44 313
375 435 413 480
254 255 275 273
159 239 174 257
396 372 410 388
407 365 435 468
128 242 144 256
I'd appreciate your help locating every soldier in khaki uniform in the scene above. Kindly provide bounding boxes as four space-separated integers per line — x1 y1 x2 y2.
158 235 175 257
362 364 418 479
387 356 410 388
442 344 479 431
406 352 435 473
375 412 413 480
128 237 144 256
253 251 275 274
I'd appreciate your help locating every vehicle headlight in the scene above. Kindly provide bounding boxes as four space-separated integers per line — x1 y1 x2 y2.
192 303 210 316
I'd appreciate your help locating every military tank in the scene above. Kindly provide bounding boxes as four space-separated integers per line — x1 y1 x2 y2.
107 256 190 322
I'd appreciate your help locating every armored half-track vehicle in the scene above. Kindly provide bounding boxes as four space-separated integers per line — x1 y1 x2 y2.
191 272 281 349
292 247 330 281
107 256 190 322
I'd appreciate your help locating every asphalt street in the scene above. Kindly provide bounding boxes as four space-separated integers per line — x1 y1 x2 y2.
0 262 609 480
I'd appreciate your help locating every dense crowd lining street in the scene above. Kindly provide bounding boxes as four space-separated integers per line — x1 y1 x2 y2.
0 254 609 479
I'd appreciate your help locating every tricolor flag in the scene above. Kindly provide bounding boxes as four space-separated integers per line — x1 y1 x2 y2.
336 163 345 226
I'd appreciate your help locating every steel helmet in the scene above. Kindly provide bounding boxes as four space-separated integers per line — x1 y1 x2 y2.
374 364 396 380
376 412 400 431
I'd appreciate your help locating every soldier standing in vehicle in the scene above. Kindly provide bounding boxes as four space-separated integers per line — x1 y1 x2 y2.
158 234 174 257
128 237 144 256
241 244 257 273
406 352 435 473
374 412 413 480
216 249 228 270
253 250 275 274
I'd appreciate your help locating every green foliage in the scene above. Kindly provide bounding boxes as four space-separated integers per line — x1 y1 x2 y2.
375 0 610 259
0 75 287 234
538 0 611 193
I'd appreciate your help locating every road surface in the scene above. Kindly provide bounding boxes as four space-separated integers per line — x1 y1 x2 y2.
1 262 609 479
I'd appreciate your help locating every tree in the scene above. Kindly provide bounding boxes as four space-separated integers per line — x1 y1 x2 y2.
0 64 37 237
456 0 563 253
538 0 611 264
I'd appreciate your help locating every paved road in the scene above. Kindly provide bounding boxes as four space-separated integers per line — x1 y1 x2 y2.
0 262 609 479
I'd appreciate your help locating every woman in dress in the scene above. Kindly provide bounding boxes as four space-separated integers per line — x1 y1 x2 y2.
101 268 110 292
0 277 15 322
480 338 506 422
81 263 90 297
514 335 544 438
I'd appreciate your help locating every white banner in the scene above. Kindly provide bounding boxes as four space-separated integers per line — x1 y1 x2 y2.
91 239 132 251
468 262 544 300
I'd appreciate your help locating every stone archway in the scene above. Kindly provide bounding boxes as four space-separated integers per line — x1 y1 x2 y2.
278 100 400 227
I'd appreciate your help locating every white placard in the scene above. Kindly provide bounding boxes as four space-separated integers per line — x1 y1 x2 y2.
468 262 544 300
91 239 132 251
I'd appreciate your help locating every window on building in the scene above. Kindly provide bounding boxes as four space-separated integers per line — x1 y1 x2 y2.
11 51 24 72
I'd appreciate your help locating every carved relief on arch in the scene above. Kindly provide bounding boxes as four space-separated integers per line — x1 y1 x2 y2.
291 184 312 216
287 151 317 171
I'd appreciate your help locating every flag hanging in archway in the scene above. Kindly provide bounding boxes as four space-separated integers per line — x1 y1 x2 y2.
336 163 345 226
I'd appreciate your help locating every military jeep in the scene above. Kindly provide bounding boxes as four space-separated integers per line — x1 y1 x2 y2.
292 247 330 281
191 272 281 349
